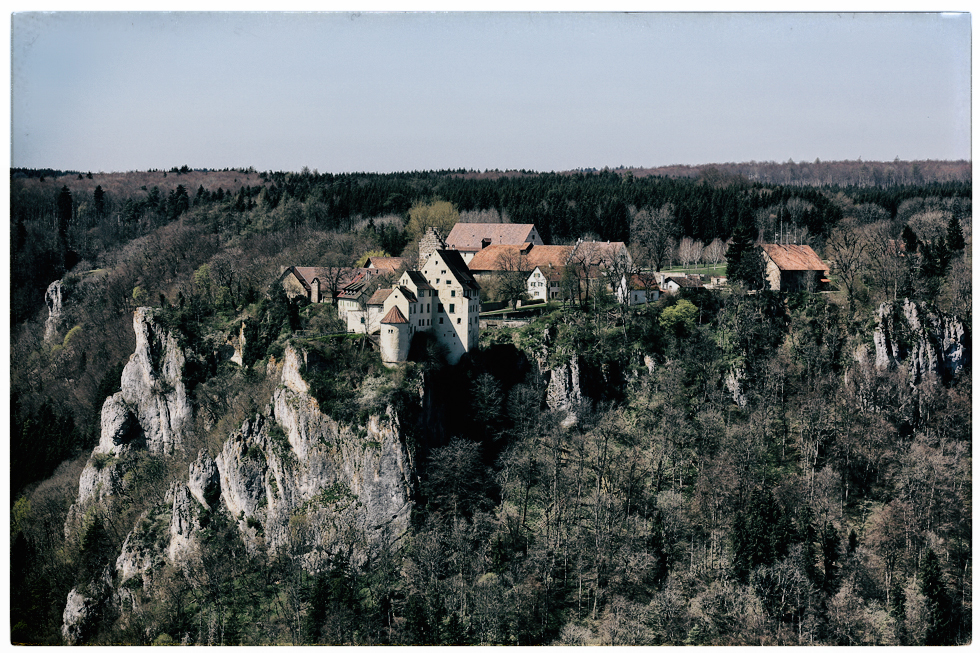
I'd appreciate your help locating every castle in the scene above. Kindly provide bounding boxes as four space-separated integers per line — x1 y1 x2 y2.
372 227 481 366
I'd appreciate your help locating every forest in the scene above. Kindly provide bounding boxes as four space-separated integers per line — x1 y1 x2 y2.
9 160 971 644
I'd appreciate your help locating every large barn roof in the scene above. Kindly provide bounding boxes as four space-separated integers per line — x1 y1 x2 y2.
761 244 828 271
445 223 538 250
469 244 574 272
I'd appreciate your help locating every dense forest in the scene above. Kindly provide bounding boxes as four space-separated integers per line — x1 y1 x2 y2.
9 161 971 644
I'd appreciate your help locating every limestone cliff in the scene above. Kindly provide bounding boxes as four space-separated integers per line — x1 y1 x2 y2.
871 299 969 385
215 344 412 564
64 320 416 642
44 279 63 344
65 308 193 536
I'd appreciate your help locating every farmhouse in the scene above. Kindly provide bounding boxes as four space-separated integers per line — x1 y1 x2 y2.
618 273 661 305
445 223 544 264
760 244 830 292
279 266 380 305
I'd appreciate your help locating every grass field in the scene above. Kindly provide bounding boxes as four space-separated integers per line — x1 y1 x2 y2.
654 263 727 277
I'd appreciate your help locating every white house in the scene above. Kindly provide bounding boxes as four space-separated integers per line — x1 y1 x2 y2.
618 273 661 305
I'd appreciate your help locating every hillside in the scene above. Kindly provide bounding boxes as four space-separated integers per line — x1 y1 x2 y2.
9 165 971 644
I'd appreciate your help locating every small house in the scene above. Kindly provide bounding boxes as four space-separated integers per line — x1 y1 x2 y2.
760 244 830 292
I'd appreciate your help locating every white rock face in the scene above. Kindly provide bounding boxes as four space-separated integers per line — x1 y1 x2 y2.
725 366 747 408
118 307 193 455
66 308 192 535
61 566 114 645
168 483 199 561
188 449 220 508
44 279 63 344
212 381 413 566
872 299 968 384
61 589 93 645
281 343 309 394
546 356 583 428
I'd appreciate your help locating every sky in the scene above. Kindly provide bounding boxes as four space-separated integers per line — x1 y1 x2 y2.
9 11 973 174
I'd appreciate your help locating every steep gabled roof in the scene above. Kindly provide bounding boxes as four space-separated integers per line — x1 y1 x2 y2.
292 266 368 293
629 273 660 291
396 286 419 303
365 256 408 271
663 276 703 289
530 265 563 282
436 249 480 291
445 223 538 250
337 269 386 299
380 306 408 324
367 288 393 305
404 270 434 290
760 244 828 271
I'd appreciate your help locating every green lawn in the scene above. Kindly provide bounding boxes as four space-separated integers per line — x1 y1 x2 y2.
653 263 727 277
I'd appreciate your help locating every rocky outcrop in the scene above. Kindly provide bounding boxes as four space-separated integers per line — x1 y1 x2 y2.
61 567 116 645
44 279 63 344
119 307 193 455
872 299 968 385
529 327 585 428
187 449 220 509
167 483 200 561
546 356 584 427
210 347 413 565
65 333 416 637
725 366 747 408
66 308 192 536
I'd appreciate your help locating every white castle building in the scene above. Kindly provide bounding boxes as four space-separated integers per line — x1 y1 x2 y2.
372 228 481 366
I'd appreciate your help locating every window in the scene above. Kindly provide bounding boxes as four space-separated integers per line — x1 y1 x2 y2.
438 304 444 313
360 317 365 323
451 290 456 297
457 318 461 324
439 317 444 324
449 304 455 313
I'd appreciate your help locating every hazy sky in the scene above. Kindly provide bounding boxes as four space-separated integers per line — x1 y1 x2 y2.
10 12 972 173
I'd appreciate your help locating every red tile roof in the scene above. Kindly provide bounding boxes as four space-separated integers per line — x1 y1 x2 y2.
469 244 574 272
380 306 408 324
365 257 408 271
629 273 660 291
292 266 370 292
760 244 828 271
367 288 393 305
445 223 539 250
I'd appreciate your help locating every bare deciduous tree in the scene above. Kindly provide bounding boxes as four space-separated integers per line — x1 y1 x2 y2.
630 204 677 272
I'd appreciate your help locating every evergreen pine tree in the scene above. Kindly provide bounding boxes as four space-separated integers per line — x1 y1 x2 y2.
920 548 953 645
946 215 965 252
57 185 73 256
726 215 765 290
93 185 106 219
901 225 919 253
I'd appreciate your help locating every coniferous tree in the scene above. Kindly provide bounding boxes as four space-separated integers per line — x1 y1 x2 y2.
946 215 965 252
56 185 73 261
901 224 919 253
920 548 953 645
93 185 106 219
726 216 765 290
